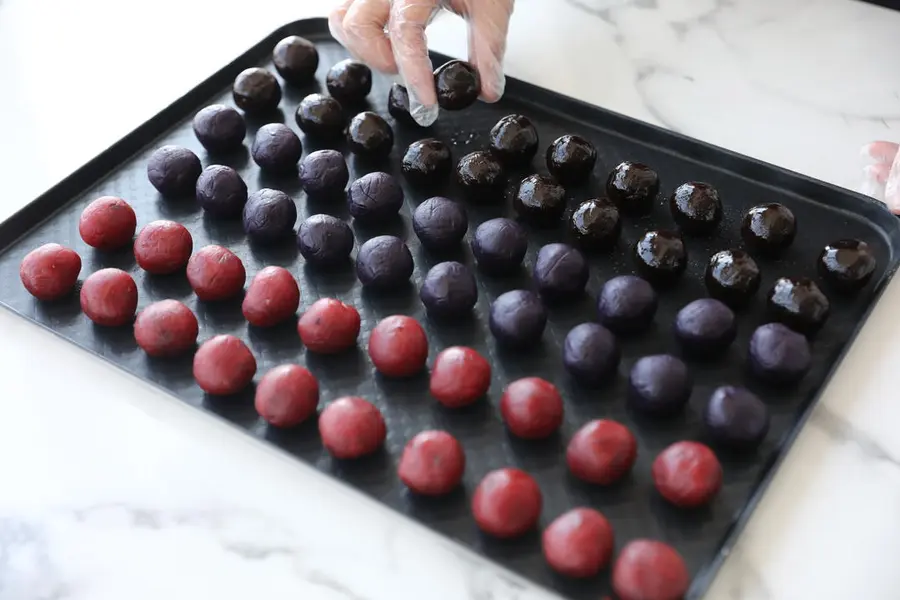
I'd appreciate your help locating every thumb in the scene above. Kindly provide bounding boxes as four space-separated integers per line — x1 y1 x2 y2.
389 0 441 127
463 0 513 103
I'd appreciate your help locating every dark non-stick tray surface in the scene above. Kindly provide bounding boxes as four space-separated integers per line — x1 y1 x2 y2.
1 18 898 599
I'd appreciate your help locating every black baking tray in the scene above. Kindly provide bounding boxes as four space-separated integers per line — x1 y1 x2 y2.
1 18 898 599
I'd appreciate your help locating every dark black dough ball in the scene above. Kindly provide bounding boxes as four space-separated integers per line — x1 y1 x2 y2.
634 230 687 287
297 214 354 267
412 197 468 252
597 275 658 334
562 323 621 387
705 249 761 308
242 188 297 243
196 165 248 218
347 172 404 224
387 83 417 126
704 386 770 451
489 114 539 166
192 104 246 153
489 290 547 348
272 35 319 85
232 68 282 115
628 354 692 417
567 198 621 252
356 235 413 289
605 161 660 217
545 134 597 185
298 149 349 199
326 59 372 104
456 151 505 202
402 139 452 187
251 123 302 173
147 145 202 197
420 261 478 319
818 239 877 293
741 203 796 256
674 298 737 358
766 276 830 335
346 111 394 158
749 323 811 385
471 218 527 275
513 174 567 226
295 93 345 139
533 243 589 301
433 60 480 110
669 182 722 235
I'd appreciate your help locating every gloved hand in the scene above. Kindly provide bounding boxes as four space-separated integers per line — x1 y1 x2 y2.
329 0 514 127
860 141 900 213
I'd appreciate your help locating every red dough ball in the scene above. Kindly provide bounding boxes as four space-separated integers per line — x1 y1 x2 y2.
80 268 138 326
318 396 386 459
398 430 466 496
133 299 199 357
500 377 564 440
367 315 428 378
471 468 542 538
19 243 82 300
612 539 690 600
242 266 300 327
78 196 137 250
542 508 615 578
566 419 638 485
186 245 246 301
298 298 361 354
652 441 722 508
133 220 193 274
193 335 257 395
254 364 319 427
429 346 491 408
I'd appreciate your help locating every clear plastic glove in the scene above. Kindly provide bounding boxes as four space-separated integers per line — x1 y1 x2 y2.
860 141 900 213
329 0 514 127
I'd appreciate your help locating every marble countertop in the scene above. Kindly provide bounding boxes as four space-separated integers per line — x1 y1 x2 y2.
1 0 899 598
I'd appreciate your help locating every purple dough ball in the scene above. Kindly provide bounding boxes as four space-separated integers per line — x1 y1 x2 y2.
147 145 202 197
299 150 349 199
347 172 404 224
356 235 413 289
489 289 547 348
251 123 302 173
704 386 770 451
748 323 812 385
196 165 248 218
242 188 297 243
533 243 589 301
471 218 528 275
419 261 477 319
628 354 692 417
192 104 246 153
597 275 658 334
297 214 354 267
563 323 620 387
412 197 468 252
674 298 737 358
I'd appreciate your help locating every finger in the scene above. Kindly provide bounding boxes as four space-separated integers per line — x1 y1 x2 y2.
885 145 900 213
390 0 441 127
865 163 892 185
343 0 398 73
329 0 357 47
860 140 900 165
463 0 514 103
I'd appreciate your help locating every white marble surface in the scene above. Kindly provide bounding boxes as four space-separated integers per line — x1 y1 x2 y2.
0 0 899 598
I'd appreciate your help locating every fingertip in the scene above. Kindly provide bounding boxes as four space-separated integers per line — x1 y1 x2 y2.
410 103 440 127
478 72 506 103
